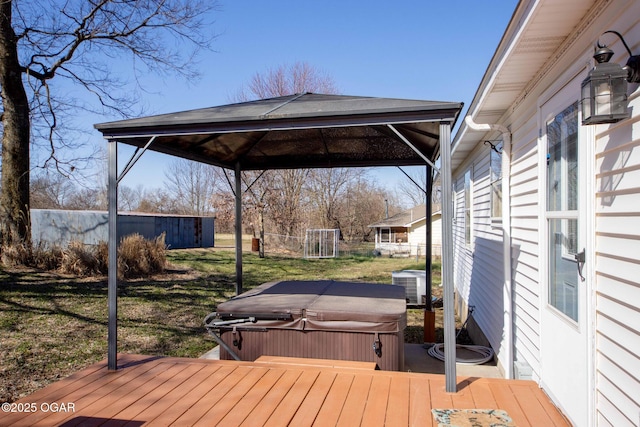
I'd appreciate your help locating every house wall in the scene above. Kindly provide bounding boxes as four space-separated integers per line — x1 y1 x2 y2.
452 144 508 374
431 214 442 257
407 219 426 256
452 0 640 424
591 3 640 425
507 104 542 380
373 216 442 257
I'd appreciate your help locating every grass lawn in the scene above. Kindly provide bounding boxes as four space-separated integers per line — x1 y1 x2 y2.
0 248 441 402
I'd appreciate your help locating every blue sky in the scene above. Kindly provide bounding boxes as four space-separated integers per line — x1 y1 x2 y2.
93 1 519 191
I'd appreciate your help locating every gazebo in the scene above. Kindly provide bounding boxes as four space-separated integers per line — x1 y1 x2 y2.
94 92 463 391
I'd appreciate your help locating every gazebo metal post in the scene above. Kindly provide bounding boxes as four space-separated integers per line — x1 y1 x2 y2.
234 163 243 295
439 121 457 392
425 165 433 309
424 166 435 342
107 140 118 370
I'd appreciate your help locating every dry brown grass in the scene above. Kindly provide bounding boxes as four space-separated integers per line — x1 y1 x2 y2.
0 241 32 266
117 233 166 278
59 241 102 276
1 234 166 279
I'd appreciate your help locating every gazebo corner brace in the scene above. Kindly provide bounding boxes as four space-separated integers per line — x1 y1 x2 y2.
117 136 158 185
387 124 440 173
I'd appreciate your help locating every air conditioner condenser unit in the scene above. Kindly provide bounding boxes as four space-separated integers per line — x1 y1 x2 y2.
391 270 427 305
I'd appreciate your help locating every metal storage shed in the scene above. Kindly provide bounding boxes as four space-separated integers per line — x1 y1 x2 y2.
94 92 463 391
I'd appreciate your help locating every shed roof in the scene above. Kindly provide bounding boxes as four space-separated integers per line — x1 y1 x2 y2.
95 93 462 170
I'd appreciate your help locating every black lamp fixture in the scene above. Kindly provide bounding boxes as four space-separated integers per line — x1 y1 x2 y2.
581 30 640 125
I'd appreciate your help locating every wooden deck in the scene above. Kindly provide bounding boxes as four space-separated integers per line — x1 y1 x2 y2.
0 354 570 426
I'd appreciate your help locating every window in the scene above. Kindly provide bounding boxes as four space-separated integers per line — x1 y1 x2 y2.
546 101 579 321
464 170 472 246
380 228 391 243
490 141 503 220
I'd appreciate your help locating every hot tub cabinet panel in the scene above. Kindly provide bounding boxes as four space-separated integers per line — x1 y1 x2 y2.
212 280 407 371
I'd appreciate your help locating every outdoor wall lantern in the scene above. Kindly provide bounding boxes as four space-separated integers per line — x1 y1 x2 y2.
581 30 640 125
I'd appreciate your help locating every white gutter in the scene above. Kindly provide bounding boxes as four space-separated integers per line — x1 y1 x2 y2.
464 116 513 379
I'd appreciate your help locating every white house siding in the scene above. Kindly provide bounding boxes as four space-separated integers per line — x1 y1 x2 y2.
452 146 508 372
431 214 442 257
407 220 427 256
453 174 469 301
595 121 640 426
508 112 543 380
592 3 640 426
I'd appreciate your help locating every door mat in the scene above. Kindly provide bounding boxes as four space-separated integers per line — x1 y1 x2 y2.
432 408 516 427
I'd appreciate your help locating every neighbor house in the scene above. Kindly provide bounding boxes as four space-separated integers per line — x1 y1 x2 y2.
369 204 442 257
451 0 639 425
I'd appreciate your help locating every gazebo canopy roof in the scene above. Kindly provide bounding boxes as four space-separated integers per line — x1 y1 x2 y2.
95 93 463 170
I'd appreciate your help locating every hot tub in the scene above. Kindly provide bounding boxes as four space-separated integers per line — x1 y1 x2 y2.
205 280 407 371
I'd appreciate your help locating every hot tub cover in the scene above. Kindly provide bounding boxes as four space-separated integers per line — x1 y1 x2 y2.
214 280 407 333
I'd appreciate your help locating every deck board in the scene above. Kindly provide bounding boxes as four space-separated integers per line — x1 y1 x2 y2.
241 369 303 427
385 375 411 426
489 380 533 427
360 375 391 427
264 369 321 427
450 378 477 409
172 365 253 426
0 354 571 427
336 375 372 427
313 373 353 426
408 376 435 427
287 371 336 427
467 376 498 408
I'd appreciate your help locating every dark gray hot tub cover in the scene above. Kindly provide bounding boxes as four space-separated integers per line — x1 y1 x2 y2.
214 280 407 333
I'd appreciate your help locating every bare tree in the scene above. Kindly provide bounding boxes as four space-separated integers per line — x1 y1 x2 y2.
340 177 390 242
210 189 235 233
164 159 219 215
136 189 181 214
118 185 146 212
235 62 339 101
230 62 339 254
269 169 309 239
242 171 271 257
65 187 107 211
397 168 428 207
0 0 217 245
397 168 442 216
30 172 77 209
305 168 367 232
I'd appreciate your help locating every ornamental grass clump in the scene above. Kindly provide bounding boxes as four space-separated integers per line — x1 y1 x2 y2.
60 241 102 276
117 233 167 278
0 234 166 279
0 241 33 267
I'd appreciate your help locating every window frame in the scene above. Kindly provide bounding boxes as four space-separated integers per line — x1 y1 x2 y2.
464 169 472 248
490 141 503 222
